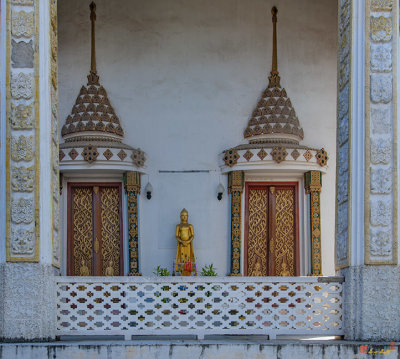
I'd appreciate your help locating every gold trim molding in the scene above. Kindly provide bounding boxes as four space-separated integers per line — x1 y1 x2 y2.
228 171 244 194
124 171 141 194
304 170 322 194
228 171 244 276
305 171 322 275
124 171 141 275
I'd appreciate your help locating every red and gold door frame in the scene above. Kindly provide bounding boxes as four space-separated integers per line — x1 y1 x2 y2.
244 182 300 276
67 182 124 276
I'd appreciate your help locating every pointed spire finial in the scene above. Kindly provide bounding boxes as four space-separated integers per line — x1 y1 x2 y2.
88 2 99 85
268 6 281 88
90 2 96 73
271 6 278 74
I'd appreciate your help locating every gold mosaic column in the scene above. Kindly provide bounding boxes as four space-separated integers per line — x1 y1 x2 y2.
304 171 322 275
228 171 244 276
124 171 141 275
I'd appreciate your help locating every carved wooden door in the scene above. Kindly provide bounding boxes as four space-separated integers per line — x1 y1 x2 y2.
67 183 123 276
244 183 298 276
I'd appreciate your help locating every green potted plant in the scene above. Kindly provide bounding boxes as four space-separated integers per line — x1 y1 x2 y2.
153 265 170 276
200 264 217 276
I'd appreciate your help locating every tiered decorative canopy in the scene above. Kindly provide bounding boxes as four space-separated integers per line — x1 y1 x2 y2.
59 2 145 171
221 7 327 172
244 8 303 145
243 77 304 145
61 76 124 140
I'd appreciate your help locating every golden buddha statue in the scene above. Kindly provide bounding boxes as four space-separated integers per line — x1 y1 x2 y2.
175 208 195 276
281 259 291 276
80 259 90 276
252 261 263 276
105 260 114 276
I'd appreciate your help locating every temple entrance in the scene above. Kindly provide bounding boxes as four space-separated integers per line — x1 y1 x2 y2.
244 182 298 276
67 183 123 276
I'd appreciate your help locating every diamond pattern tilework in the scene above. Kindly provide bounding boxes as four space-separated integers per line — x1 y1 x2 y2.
315 148 329 167
81 145 99 163
118 150 127 161
257 149 267 160
68 148 78 160
243 150 254 161
223 149 240 167
291 149 300 160
103 149 113 160
270 146 288 163
303 150 313 162
131 149 146 167
59 150 65 161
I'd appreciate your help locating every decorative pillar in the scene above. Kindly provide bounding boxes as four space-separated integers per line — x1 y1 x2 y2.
0 0 59 340
304 171 322 275
228 171 244 276
124 171 141 276
50 0 60 268
337 0 400 341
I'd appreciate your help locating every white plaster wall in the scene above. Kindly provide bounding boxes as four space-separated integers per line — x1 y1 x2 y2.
58 0 337 275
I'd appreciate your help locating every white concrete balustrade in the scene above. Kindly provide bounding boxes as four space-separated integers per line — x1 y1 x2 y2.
56 276 344 340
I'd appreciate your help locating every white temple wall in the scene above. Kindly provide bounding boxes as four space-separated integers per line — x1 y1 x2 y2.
58 0 338 275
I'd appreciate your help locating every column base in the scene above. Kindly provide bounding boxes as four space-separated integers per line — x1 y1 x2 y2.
0 263 58 341
341 265 400 341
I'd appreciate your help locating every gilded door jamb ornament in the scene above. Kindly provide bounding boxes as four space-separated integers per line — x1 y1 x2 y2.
247 188 268 276
228 171 244 276
268 186 277 275
71 187 94 276
124 171 141 275
272 186 296 276
100 186 121 276
304 171 322 275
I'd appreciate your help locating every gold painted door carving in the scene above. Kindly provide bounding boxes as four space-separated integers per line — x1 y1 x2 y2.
247 189 268 276
245 184 297 276
68 184 123 276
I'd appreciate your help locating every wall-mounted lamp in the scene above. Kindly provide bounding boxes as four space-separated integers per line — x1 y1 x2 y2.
144 182 153 200
217 183 225 201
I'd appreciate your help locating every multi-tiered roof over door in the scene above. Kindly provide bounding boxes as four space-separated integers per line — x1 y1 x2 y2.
59 2 146 171
243 7 303 146
220 7 328 171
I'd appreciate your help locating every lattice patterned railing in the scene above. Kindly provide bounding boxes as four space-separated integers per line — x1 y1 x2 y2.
56 276 344 339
